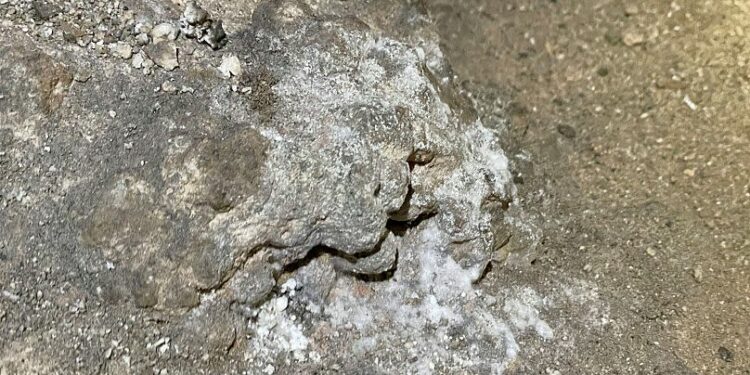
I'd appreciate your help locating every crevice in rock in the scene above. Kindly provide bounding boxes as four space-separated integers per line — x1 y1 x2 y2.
386 210 436 237
280 245 331 275
388 179 439 223
191 171 448 311
472 260 493 285
280 242 389 276
391 184 416 218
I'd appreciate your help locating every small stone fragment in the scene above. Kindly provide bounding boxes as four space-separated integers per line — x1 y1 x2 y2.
219 54 242 78
183 1 208 25
200 21 227 50
110 42 133 59
135 22 153 35
692 266 703 282
61 23 88 45
151 22 179 43
683 95 698 111
77 34 93 47
161 81 178 93
280 279 297 294
622 29 645 47
73 71 92 82
32 0 60 21
132 52 146 68
135 32 150 46
226 257 275 307
275 296 289 311
557 124 577 139
145 42 179 71
180 1 227 49
718 346 734 362
2 290 20 302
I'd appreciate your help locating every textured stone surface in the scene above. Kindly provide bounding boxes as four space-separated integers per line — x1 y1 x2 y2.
0 0 511 291
0 0 557 373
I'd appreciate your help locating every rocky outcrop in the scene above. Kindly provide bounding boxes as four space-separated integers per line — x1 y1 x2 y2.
0 0 528 373
3 0 513 311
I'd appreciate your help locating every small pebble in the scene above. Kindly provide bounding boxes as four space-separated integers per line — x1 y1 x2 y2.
718 346 734 362
692 266 703 282
622 29 645 46
145 42 179 71
151 22 179 43
161 81 178 93
110 42 132 59
219 54 242 78
557 124 577 139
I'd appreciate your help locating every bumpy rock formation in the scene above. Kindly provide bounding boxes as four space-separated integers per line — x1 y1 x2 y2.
60 0 513 311
0 0 532 373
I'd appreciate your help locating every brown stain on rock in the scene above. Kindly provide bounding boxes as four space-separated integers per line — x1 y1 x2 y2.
25 53 73 114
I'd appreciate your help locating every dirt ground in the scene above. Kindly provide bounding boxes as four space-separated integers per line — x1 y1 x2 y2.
429 0 749 373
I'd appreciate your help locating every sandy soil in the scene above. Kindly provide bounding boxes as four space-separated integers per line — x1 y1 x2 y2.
429 0 750 373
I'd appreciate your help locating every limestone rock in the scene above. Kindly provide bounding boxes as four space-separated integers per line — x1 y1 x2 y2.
109 41 133 59
150 22 179 43
219 54 242 78
0 0 514 321
144 42 179 70
180 1 227 49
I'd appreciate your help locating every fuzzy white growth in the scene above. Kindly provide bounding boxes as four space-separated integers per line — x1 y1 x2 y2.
248 295 310 364
325 221 554 374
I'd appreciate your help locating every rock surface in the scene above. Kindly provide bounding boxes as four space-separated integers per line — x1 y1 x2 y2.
0 0 558 373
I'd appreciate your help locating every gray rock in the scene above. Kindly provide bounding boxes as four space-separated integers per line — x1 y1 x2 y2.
144 42 179 70
199 20 226 50
32 0 60 21
227 255 276 307
131 51 148 68
109 42 132 59
0 0 514 319
219 54 242 78
135 32 150 46
180 1 227 49
150 22 179 43
183 1 208 25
